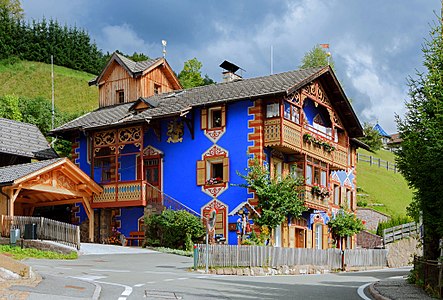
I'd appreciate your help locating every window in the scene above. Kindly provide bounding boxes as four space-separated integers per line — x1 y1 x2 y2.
333 185 340 205
154 84 161 95
290 163 303 179
266 103 280 118
117 90 124 104
284 102 300 124
306 156 328 187
196 157 229 185
346 189 352 209
315 224 323 249
201 106 226 130
209 108 222 129
94 157 114 183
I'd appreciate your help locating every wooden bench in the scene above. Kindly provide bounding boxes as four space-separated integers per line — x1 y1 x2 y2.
124 231 145 246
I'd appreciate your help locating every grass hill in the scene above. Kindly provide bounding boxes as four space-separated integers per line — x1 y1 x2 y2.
0 60 98 113
357 148 413 217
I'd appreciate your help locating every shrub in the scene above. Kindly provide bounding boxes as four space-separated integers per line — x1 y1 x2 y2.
145 209 205 251
376 215 413 236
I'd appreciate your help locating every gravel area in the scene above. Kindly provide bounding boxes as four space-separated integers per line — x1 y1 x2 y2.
372 279 432 299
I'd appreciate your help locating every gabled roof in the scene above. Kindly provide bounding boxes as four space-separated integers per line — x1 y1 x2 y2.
89 52 182 90
0 158 62 185
373 123 391 138
0 118 58 160
53 66 363 138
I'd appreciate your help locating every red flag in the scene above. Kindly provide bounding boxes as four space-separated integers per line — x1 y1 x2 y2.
320 44 329 49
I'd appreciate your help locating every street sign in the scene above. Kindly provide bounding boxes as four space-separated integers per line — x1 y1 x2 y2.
207 208 217 231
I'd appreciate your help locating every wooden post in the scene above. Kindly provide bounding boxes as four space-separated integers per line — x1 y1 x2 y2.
369 156 372 166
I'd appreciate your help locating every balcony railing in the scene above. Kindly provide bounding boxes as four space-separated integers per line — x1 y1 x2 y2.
92 180 146 208
264 119 348 169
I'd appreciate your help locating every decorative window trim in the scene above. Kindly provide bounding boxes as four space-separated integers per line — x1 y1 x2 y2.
201 106 227 143
197 156 229 186
117 89 124 104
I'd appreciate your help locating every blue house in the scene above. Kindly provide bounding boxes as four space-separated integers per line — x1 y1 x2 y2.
52 54 364 248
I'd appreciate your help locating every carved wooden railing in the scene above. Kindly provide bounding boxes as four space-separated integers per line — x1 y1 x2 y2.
93 180 146 207
264 119 348 169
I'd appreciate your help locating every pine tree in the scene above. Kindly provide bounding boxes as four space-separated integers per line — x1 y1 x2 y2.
396 18 443 260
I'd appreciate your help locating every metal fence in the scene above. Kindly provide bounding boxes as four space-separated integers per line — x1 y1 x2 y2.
1 215 80 249
195 244 387 269
413 256 442 298
382 222 419 245
357 153 398 173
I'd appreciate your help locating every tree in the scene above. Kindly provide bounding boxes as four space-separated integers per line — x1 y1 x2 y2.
396 19 443 260
0 0 23 20
0 94 21 120
299 45 335 70
178 58 215 89
328 209 364 249
360 122 382 152
237 159 306 231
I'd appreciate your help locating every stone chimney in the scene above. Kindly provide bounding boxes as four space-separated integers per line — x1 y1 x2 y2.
219 60 244 82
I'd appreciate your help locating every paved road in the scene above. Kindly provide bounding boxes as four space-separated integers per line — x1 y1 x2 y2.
18 248 411 300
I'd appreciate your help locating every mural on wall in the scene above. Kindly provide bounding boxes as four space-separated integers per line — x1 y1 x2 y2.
166 119 184 143
331 167 355 188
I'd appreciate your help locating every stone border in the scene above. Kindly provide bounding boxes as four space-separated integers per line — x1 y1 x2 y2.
0 237 78 255
368 282 391 300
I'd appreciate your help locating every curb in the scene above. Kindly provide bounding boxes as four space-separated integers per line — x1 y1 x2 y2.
368 282 391 300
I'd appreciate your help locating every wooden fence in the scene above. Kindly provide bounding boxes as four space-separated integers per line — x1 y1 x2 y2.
195 244 387 269
383 222 419 245
0 215 81 249
357 153 398 173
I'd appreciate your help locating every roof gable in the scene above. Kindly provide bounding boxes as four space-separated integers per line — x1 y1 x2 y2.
89 52 181 90
0 118 58 160
373 123 391 138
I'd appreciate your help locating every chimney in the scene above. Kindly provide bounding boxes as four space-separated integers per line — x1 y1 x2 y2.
219 60 244 82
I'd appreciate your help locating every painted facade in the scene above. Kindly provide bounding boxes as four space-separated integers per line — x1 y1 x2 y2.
54 54 363 248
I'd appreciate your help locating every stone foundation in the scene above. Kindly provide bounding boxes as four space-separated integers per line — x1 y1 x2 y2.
386 237 422 268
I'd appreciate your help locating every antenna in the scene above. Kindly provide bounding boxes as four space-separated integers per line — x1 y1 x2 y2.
162 40 167 58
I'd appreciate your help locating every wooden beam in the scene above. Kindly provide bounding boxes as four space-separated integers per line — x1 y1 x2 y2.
21 183 87 198
30 198 83 207
82 196 94 242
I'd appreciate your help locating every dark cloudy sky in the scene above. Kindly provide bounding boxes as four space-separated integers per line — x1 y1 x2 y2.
22 0 441 133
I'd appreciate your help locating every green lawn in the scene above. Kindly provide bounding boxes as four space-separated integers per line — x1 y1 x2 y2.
0 60 98 114
356 149 413 217
0 245 78 260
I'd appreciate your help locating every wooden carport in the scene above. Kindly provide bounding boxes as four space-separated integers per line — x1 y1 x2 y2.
0 158 102 242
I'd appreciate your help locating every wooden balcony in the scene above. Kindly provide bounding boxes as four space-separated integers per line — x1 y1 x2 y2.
302 186 330 211
264 119 348 169
92 180 147 208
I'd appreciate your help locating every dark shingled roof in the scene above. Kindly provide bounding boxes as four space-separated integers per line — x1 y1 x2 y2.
53 66 363 137
0 118 58 160
0 158 62 185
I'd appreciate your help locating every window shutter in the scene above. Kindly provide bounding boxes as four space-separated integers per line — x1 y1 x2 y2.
196 160 206 185
306 229 312 248
221 105 226 127
322 224 329 249
222 157 229 182
201 108 208 130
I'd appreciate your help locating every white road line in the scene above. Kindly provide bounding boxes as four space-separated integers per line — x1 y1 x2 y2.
95 280 133 300
70 275 107 281
177 277 188 280
146 281 156 284
55 267 72 270
164 279 174 282
91 268 130 273
357 282 373 300
389 275 405 279
134 283 145 287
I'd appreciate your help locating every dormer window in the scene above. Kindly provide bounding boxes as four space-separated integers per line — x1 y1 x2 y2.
201 106 226 130
117 90 124 104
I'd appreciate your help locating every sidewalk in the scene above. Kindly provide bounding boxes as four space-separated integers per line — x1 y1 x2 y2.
369 278 432 300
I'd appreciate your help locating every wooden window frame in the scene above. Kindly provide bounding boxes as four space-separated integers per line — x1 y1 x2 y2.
117 89 124 104
305 157 329 188
284 101 300 124
196 156 229 186
333 184 340 205
201 106 226 130
154 83 161 95
266 101 280 119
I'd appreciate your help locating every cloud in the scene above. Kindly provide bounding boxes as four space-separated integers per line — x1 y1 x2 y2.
97 24 157 55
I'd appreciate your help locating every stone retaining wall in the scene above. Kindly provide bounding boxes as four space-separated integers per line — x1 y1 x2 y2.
0 237 77 255
357 230 383 249
386 237 422 268
357 208 390 231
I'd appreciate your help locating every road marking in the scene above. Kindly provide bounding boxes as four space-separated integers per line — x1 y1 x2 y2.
164 279 174 282
95 280 133 300
134 283 145 287
177 277 188 280
55 267 72 270
70 275 107 281
357 282 373 300
146 281 156 284
389 275 405 279
91 268 130 273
